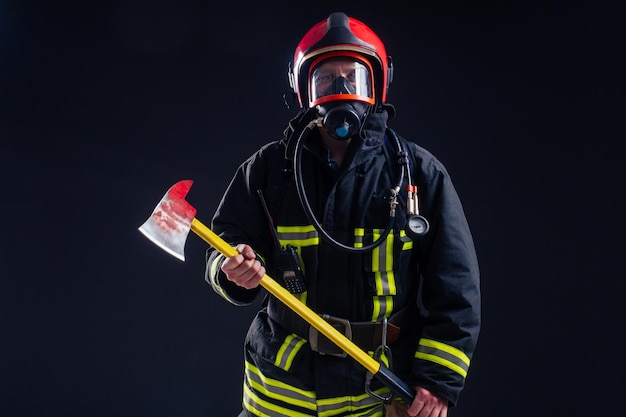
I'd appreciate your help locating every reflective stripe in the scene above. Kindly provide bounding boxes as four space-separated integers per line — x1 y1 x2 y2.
276 225 316 305
276 225 319 247
208 253 248 306
370 229 395 321
209 254 223 287
317 390 386 417
372 295 393 322
274 334 307 371
415 338 471 378
372 229 396 296
400 230 413 250
244 361 387 416
354 228 365 248
244 383 315 417
245 361 316 410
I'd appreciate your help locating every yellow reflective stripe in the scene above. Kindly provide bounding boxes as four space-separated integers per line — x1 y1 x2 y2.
420 338 470 366
244 383 315 417
277 225 319 247
371 229 395 321
245 361 316 410
317 390 386 417
384 232 395 292
371 230 381 271
372 295 393 322
354 228 365 248
276 227 313 297
415 338 471 378
274 334 307 371
372 230 396 295
372 298 381 321
400 230 413 250
244 381 385 417
208 253 241 304
244 361 387 416
208 254 223 287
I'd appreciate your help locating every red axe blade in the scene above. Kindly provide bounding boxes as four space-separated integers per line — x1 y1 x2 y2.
138 180 197 261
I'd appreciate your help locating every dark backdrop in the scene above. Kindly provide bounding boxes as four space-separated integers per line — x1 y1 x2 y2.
1 1 623 416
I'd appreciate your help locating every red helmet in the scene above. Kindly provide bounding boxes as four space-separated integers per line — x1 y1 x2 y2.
288 12 393 110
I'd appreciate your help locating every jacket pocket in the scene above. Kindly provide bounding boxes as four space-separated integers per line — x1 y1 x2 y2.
243 310 317 411
245 309 308 370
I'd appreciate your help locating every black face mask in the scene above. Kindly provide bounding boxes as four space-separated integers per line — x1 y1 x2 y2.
315 76 369 140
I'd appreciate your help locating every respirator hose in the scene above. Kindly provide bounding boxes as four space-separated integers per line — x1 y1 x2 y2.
291 113 400 253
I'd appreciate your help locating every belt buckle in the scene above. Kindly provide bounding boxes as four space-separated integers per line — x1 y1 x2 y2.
309 314 352 358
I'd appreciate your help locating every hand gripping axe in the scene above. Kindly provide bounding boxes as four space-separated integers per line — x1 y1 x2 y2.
138 180 415 405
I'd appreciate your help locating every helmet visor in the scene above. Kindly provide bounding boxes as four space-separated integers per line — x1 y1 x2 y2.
309 57 373 106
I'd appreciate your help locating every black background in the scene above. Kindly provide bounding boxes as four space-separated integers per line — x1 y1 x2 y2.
1 1 624 416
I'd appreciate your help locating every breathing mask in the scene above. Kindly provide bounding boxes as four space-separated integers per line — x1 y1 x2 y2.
308 57 374 140
317 99 369 140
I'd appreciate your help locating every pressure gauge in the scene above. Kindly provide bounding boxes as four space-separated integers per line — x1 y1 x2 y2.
406 215 429 240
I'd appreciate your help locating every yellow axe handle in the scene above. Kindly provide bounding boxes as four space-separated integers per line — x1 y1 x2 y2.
190 217 381 374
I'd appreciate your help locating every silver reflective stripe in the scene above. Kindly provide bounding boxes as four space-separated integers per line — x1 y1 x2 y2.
372 295 393 322
208 253 248 306
274 334 307 371
415 338 471 377
372 230 396 295
245 361 316 411
371 230 396 321
244 383 315 417
316 390 386 417
354 228 365 248
244 360 387 416
276 225 319 247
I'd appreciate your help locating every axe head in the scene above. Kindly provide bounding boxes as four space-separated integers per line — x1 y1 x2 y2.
138 180 197 261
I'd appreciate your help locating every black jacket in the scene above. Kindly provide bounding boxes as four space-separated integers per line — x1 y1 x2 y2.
206 110 480 415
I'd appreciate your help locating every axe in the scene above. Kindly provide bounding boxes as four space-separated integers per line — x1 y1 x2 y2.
138 180 415 405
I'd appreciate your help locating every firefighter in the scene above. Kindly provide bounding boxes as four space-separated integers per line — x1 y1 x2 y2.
205 12 480 417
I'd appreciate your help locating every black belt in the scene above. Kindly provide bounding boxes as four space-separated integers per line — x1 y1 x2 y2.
266 299 414 357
